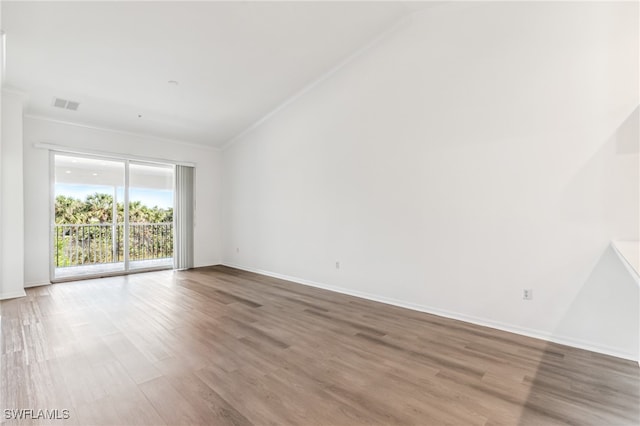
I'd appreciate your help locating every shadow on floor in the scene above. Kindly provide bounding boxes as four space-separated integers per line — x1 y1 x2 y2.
519 246 639 425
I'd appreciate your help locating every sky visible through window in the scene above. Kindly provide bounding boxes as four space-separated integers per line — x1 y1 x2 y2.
56 183 173 209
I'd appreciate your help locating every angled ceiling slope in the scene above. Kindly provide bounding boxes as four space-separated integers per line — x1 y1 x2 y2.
2 1 420 148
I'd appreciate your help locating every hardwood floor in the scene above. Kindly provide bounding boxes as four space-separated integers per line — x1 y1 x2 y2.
1 265 638 425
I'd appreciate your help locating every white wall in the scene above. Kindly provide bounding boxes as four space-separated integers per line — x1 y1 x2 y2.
1 90 26 299
23 116 222 287
222 2 640 360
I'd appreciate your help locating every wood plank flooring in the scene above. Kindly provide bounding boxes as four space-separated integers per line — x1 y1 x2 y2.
1 266 638 425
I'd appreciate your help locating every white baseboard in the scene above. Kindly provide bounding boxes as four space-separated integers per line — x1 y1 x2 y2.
222 262 638 362
0 289 27 300
24 281 51 289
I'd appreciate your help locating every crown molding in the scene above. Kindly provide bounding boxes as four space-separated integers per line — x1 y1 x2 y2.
24 114 220 152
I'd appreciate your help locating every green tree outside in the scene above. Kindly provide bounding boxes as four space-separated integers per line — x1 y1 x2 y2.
55 193 173 267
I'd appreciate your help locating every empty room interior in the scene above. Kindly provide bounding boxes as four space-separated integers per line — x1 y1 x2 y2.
1 1 639 425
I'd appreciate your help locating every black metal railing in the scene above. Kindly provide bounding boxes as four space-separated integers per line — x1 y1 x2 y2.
54 223 173 267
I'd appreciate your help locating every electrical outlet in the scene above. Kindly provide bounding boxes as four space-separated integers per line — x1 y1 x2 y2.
523 289 533 300
335 261 340 269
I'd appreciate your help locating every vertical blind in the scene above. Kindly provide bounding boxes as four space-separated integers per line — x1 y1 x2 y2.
175 165 194 270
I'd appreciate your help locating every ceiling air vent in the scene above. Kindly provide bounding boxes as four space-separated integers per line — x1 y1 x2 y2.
65 101 80 111
52 97 80 111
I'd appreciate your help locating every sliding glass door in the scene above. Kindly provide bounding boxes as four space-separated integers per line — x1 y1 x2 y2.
52 153 175 281
128 162 174 271
53 154 126 279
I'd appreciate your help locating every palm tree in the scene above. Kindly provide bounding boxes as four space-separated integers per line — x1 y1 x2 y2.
85 193 113 223
55 195 87 224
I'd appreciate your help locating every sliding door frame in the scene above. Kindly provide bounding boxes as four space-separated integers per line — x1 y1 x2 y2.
124 159 130 272
49 150 177 283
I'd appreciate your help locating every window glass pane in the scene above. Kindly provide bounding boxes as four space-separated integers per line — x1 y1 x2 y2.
53 154 125 279
128 162 174 270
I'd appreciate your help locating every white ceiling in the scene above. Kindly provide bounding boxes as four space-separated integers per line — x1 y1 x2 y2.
2 1 425 148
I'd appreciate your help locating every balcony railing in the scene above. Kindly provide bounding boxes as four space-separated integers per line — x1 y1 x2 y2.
54 223 173 267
